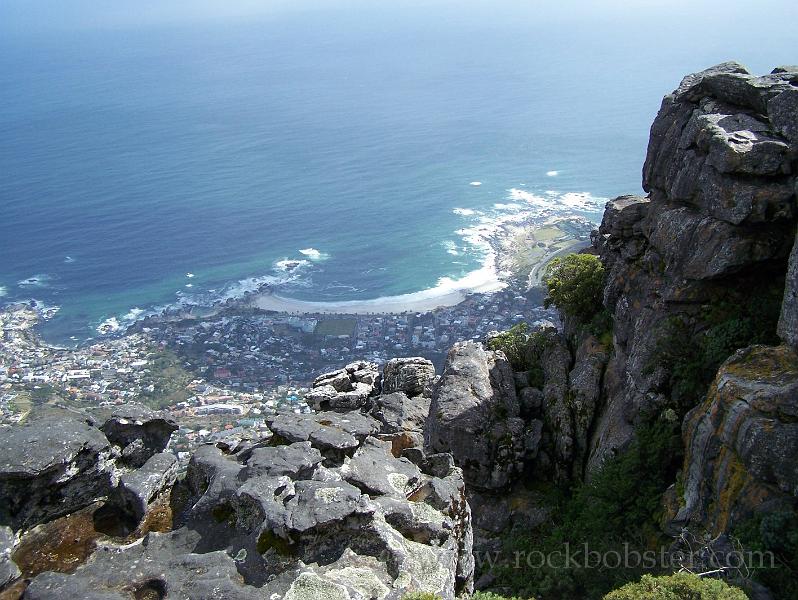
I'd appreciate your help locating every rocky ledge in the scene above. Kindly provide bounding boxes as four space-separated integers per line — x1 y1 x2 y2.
0 359 474 600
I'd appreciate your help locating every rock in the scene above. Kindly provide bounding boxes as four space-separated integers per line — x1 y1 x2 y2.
540 331 575 480
425 341 524 489
370 391 430 434
382 357 436 397
306 363 381 411
0 414 117 532
518 387 543 417
91 402 178 468
779 230 798 349
342 437 423 499
112 452 178 523
677 345 798 534
267 411 380 459
24 530 264 600
0 525 20 588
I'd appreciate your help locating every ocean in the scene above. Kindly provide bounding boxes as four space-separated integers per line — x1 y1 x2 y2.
1 1 795 344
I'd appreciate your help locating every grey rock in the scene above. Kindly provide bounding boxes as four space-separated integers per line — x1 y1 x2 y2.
370 391 431 434
92 402 178 468
267 411 380 455
112 452 178 523
779 229 798 349
0 525 20 588
306 363 381 411
343 438 423 499
768 88 798 145
0 414 117 532
382 357 436 397
518 386 543 416
425 341 524 489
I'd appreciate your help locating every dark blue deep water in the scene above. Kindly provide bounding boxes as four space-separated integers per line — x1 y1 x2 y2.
1 1 795 342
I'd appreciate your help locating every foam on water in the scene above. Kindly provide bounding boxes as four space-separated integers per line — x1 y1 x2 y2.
17 274 52 288
0 286 6 298
469 181 482 186
299 248 329 261
546 170 559 177
442 240 460 256
452 208 477 216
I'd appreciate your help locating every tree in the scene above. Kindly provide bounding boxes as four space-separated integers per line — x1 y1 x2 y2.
543 253 605 322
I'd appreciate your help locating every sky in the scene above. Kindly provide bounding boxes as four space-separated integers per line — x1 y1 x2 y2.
2 0 797 35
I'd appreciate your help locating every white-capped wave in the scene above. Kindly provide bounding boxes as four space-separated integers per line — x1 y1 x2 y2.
452 208 477 216
18 274 52 288
123 307 145 321
186 272 194 278
546 170 559 177
493 203 524 211
64 256 76 264
185 283 193 288
469 181 482 186
0 286 6 298
442 240 460 256
97 317 122 335
299 248 329 261
274 258 311 272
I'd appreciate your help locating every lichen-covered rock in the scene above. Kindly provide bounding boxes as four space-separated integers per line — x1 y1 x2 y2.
425 341 524 490
0 414 117 532
28 403 474 600
676 345 798 534
382 357 436 397
90 402 178 468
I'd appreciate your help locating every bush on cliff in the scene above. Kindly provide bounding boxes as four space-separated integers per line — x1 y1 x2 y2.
496 417 682 599
735 510 798 600
603 573 747 600
487 322 546 388
653 281 783 415
543 253 605 323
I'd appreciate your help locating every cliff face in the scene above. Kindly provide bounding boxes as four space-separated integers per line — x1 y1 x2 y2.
586 63 798 475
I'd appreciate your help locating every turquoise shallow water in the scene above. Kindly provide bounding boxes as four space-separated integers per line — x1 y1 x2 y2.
0 2 795 343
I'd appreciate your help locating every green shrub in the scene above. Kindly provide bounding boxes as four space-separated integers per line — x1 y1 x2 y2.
543 254 605 322
653 283 783 415
402 593 442 600
603 573 748 600
734 510 798 600
496 418 682 599
487 323 547 388
472 592 527 600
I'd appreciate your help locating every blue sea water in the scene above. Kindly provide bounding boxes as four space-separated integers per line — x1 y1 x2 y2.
0 1 795 343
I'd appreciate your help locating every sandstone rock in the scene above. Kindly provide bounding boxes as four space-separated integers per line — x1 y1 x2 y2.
0 414 117 532
518 386 543 417
112 452 178 523
306 362 381 410
677 345 798 534
382 357 436 397
425 341 524 490
342 437 423 499
91 402 178 468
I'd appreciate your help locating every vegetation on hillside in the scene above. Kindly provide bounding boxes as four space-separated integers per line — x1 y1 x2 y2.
494 417 682 599
487 322 547 388
542 254 605 322
735 510 798 600
138 347 192 410
603 573 748 600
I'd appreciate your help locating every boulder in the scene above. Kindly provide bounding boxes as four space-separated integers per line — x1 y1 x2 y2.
382 357 436 397
112 452 178 523
425 341 524 489
91 402 178 468
0 414 117 532
306 362 381 411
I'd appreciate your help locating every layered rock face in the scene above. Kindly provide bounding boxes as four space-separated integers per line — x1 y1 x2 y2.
676 345 798 534
586 63 798 475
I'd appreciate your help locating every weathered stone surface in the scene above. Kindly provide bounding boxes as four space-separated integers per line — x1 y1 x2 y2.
676 345 798 534
24 530 263 600
112 452 178 523
0 414 117 532
26 401 474 600
91 402 178 468
779 229 798 348
267 411 380 457
370 391 430 434
425 341 524 490
0 525 20 589
306 362 381 411
382 357 436 397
